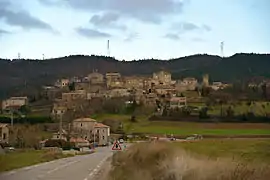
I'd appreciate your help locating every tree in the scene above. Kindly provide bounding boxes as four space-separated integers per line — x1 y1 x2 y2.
226 106 235 117
201 86 211 97
68 82 75 91
18 105 31 115
130 115 137 122
199 107 209 119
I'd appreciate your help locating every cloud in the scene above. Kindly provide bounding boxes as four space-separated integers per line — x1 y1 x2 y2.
164 33 180 40
171 22 211 33
76 27 111 38
191 37 205 42
0 1 53 31
124 32 139 42
90 12 126 30
0 29 10 36
40 0 185 24
202 24 211 31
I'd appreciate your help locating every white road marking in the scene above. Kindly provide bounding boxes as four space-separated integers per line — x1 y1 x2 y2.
46 160 79 174
83 156 109 180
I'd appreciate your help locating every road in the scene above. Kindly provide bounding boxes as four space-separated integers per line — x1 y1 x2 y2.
0 145 117 180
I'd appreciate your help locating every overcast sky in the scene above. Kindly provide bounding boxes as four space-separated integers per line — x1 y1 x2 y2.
0 0 269 60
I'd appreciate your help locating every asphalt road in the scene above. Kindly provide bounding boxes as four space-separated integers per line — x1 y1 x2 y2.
0 145 118 180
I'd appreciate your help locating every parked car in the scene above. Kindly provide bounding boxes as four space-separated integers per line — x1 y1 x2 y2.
186 134 203 140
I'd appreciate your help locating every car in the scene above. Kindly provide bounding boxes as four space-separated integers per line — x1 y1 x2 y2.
119 139 124 144
186 134 203 140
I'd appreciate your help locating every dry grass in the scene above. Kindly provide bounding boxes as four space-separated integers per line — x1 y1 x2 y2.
107 142 270 180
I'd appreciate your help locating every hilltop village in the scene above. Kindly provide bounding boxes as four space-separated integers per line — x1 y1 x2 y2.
48 70 230 117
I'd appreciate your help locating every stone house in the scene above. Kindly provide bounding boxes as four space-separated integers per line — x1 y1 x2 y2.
153 70 172 85
51 106 67 120
54 79 69 88
42 86 63 100
169 97 187 109
1 97 28 110
182 77 198 90
0 123 9 143
74 82 90 91
124 76 144 90
62 90 86 102
72 118 110 146
88 71 104 84
154 85 176 95
106 88 130 98
106 72 124 88
94 123 110 146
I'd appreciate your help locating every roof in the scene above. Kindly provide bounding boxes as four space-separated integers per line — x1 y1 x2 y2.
73 118 97 122
0 123 8 128
70 137 89 143
9 96 28 100
170 97 186 101
94 123 109 128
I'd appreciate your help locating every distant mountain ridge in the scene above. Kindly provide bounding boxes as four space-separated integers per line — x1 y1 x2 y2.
0 53 269 98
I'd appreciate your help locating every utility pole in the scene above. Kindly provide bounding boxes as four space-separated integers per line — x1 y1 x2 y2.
59 113 63 139
220 41 224 57
10 109 14 128
107 40 110 57
18 53 21 60
93 122 96 149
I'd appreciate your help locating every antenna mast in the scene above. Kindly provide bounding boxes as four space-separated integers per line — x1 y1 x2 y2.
42 54 45 60
107 40 110 57
220 41 224 57
18 53 21 60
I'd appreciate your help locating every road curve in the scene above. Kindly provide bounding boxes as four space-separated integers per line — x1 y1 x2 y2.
0 146 114 180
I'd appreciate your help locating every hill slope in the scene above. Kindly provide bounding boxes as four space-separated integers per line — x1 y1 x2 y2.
0 53 269 98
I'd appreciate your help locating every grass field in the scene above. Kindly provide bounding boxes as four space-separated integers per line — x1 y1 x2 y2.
95 114 270 136
174 139 270 164
0 150 73 172
189 101 270 116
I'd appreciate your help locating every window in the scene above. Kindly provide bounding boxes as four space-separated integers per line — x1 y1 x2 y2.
3 133 6 140
81 123 82 127
97 130 99 134
102 136 105 140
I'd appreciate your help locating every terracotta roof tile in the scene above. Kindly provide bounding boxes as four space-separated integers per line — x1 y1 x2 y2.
94 123 109 128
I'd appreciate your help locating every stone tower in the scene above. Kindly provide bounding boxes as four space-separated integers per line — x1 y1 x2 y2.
202 74 209 87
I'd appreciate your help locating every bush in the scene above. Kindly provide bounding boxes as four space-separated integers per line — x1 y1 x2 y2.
0 116 52 124
44 139 74 148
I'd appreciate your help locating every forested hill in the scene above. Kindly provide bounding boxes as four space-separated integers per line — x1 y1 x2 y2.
0 53 269 98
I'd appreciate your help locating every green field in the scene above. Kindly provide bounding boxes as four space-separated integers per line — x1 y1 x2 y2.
174 139 270 164
94 114 270 136
0 150 73 172
189 101 270 116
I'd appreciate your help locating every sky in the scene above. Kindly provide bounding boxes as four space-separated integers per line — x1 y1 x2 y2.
0 0 269 60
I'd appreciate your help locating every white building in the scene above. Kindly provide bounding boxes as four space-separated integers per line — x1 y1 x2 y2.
1 97 28 110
